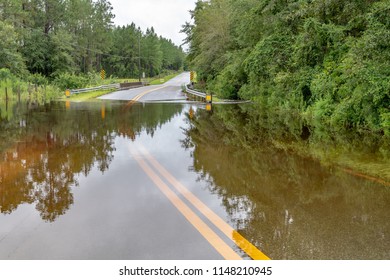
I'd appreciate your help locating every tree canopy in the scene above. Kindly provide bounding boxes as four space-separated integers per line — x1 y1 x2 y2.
184 0 390 133
0 0 185 79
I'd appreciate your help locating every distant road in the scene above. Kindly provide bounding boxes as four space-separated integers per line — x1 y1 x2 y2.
99 72 190 102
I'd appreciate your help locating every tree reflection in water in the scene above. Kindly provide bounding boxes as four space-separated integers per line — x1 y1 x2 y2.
183 104 390 259
0 101 183 222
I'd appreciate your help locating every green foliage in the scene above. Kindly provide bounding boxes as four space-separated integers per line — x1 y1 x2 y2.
184 0 390 133
103 24 184 79
381 111 390 136
292 19 346 67
53 73 89 90
209 51 248 99
142 27 163 77
28 73 48 86
0 68 13 82
184 0 233 81
0 22 26 76
0 68 62 103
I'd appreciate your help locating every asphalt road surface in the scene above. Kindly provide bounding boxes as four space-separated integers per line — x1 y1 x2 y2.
98 72 190 102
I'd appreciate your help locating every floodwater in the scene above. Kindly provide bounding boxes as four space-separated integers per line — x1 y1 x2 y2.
0 101 389 259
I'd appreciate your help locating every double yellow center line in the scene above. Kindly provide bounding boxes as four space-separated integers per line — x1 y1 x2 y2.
126 85 168 107
129 143 270 260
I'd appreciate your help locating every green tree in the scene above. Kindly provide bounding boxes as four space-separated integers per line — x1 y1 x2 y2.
142 27 163 77
0 21 26 75
184 0 390 133
0 0 184 84
103 24 141 78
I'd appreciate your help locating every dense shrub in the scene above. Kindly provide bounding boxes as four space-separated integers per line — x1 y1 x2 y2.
186 0 390 133
53 73 89 90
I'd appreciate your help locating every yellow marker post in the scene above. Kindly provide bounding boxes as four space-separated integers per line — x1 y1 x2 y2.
206 94 212 103
65 89 70 98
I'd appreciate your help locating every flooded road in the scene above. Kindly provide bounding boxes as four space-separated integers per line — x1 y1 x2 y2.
0 100 389 260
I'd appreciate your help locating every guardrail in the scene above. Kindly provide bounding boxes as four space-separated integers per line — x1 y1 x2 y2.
70 84 120 95
184 84 206 98
184 84 213 103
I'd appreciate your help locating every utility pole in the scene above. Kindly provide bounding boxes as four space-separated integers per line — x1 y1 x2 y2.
138 31 141 82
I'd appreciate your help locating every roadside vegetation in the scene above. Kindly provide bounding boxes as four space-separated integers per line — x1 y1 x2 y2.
0 68 61 103
0 0 186 102
183 0 390 135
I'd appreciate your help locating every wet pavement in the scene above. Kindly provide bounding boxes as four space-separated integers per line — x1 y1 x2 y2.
98 73 188 102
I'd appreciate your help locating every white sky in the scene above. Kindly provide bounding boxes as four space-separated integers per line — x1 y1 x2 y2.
108 0 196 47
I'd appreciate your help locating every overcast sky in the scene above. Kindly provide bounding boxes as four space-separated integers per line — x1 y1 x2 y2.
109 0 196 48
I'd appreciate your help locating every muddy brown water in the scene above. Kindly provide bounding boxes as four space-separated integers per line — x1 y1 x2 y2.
0 101 389 259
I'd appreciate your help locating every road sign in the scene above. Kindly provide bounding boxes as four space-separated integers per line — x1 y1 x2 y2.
65 89 70 98
190 71 194 82
100 69 106 80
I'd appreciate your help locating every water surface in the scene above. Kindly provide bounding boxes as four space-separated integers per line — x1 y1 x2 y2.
0 101 389 259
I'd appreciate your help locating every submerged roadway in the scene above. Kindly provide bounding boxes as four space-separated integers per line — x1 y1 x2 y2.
0 72 270 260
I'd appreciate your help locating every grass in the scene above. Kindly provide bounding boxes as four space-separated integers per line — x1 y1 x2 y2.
1 82 64 104
211 96 222 102
149 73 180 85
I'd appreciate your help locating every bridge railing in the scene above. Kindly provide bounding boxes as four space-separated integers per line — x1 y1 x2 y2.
70 84 120 95
185 84 213 103
68 82 147 96
184 84 206 99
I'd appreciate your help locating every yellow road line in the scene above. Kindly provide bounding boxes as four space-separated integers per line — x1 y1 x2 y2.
129 146 242 260
126 85 168 107
137 143 270 260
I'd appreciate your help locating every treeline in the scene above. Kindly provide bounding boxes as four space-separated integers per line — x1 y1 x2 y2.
0 0 185 82
183 0 390 133
106 24 185 78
